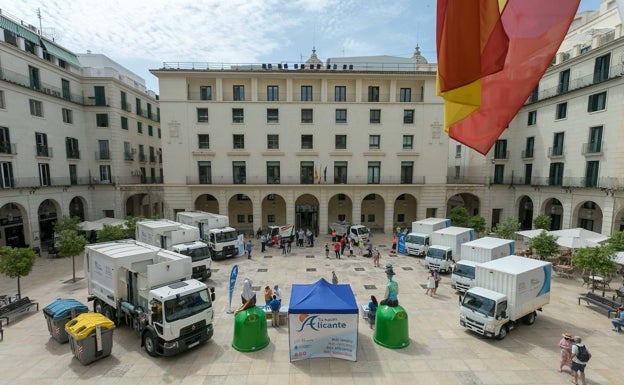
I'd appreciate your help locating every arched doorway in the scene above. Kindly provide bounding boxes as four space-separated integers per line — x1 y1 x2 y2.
260 194 287 230
518 195 534 230
328 194 353 229
194 194 219 213
544 198 563 230
361 193 385 232
228 194 254 234
69 196 86 220
295 194 319 234
38 199 59 243
1 203 28 247
394 194 417 230
575 201 602 233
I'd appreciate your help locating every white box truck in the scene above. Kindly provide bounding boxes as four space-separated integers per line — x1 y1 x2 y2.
267 224 296 246
451 237 515 292
136 219 211 280
459 255 551 340
328 221 370 243
84 240 216 356
405 218 451 257
176 211 239 260
425 226 474 272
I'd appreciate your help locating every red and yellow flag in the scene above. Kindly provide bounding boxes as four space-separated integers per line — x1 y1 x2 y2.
436 0 580 155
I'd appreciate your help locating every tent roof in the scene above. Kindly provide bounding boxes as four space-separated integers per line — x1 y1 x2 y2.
288 278 358 314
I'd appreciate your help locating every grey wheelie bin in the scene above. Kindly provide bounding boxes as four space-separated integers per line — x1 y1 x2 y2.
65 313 115 365
43 298 89 343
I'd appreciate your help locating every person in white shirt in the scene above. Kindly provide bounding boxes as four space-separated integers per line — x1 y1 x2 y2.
570 336 591 385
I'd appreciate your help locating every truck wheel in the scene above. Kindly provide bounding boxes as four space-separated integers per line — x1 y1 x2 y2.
103 305 117 324
94 299 103 314
143 332 158 357
497 325 508 340
523 311 536 325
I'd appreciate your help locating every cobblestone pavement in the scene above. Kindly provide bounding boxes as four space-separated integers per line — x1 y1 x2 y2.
0 235 621 384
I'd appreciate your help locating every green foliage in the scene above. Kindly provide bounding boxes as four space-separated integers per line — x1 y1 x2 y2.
493 217 521 239
124 215 143 239
97 224 127 242
572 245 617 277
528 231 558 259
55 229 88 283
606 231 624 251
468 214 486 235
449 206 469 227
533 215 551 231
0 246 37 297
54 215 81 234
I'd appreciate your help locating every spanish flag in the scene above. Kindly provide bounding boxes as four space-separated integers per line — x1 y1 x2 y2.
437 0 580 155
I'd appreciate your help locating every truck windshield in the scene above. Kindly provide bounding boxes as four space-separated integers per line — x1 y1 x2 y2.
164 289 212 322
462 292 496 318
215 230 238 243
357 227 370 236
405 234 425 244
179 246 210 262
453 263 475 279
427 248 446 260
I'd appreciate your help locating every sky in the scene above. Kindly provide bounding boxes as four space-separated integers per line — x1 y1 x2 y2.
7 0 605 93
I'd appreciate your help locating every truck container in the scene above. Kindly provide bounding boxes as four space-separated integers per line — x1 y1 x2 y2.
176 211 239 260
405 218 450 257
451 237 515 292
267 225 295 246
84 240 216 356
425 226 474 272
459 255 551 339
136 219 211 280
411 218 451 234
328 221 370 243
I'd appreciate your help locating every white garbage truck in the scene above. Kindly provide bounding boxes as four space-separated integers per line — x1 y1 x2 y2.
425 226 474 273
459 255 551 340
84 240 216 356
135 219 211 280
451 237 515 292
328 221 371 243
176 211 239 260
404 218 451 257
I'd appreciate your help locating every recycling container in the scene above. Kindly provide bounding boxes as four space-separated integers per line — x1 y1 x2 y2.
43 298 89 343
373 304 410 349
232 306 270 352
65 313 115 365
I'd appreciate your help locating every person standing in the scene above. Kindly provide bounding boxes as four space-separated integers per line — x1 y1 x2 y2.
558 332 573 373
433 270 441 295
570 336 591 385
334 241 341 259
331 229 337 242
282 241 287 255
391 235 397 254
367 295 378 329
348 240 354 257
332 271 338 284
425 270 436 296
372 247 380 267
264 286 273 307
246 239 253 259
325 243 330 258
268 294 281 327
260 234 267 253
340 236 347 256
273 284 282 304
286 237 292 253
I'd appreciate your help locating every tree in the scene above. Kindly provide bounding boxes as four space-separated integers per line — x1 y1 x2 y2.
0 246 37 298
123 215 143 239
492 217 521 239
572 245 617 295
606 231 624 251
96 224 127 242
54 215 81 234
533 215 551 231
55 230 87 283
468 214 486 236
528 231 558 260
449 206 469 227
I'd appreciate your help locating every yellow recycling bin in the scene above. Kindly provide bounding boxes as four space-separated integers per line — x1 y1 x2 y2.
65 313 115 365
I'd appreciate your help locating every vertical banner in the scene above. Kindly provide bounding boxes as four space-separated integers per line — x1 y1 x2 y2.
237 234 245 256
227 264 239 314
397 232 406 255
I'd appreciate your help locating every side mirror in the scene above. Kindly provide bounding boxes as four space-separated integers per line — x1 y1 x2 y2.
210 286 216 301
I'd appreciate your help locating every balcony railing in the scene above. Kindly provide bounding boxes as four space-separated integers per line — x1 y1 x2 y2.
0 142 16 155
548 146 565 158
582 142 603 156
521 149 534 160
66 150 80 159
185 175 428 185
36 145 53 158
95 151 110 161
0 67 83 104
138 154 146 162
493 150 510 160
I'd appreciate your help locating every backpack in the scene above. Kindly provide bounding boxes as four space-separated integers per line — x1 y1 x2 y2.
575 344 591 362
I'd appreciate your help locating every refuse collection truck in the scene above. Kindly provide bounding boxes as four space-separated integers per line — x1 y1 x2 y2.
84 240 216 356
425 226 474 273
328 221 370 243
451 237 515 292
405 218 451 257
136 219 211 280
459 255 551 340
176 211 239 260
266 225 295 246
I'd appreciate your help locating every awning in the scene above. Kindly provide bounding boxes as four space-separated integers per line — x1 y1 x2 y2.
40 39 82 68
0 15 40 43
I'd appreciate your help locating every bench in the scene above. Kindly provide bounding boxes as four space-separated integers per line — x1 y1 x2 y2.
0 297 39 325
578 292 619 317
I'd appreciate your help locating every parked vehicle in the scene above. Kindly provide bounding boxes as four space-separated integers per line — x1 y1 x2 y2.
266 225 295 245
425 226 474 272
405 218 450 257
136 219 211 280
459 255 551 339
328 221 370 243
451 237 515 292
176 211 239 260
84 240 216 356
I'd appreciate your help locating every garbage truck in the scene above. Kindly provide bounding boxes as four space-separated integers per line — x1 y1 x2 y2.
425 226 474 273
176 211 239 260
328 221 371 243
266 224 295 246
451 237 515 292
404 218 451 257
459 255 551 340
135 219 211 280
84 240 216 356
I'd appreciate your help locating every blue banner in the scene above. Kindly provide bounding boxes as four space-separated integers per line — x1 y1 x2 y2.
397 233 406 254
228 265 239 313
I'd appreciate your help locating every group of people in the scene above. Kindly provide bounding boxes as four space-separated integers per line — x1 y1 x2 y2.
558 333 592 385
264 284 283 327
425 270 441 296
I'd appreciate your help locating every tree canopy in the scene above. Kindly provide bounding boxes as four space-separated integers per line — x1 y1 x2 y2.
468 214 486 236
55 229 87 282
97 224 127 242
449 206 469 227
533 215 551 231
0 246 37 297
493 217 521 239
528 231 558 260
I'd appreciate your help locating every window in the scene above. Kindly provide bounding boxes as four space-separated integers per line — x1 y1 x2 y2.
368 86 380 102
556 102 567 119
401 161 413 184
198 161 211 184
301 86 313 101
549 162 564 186
588 91 606 112
233 85 245 101
367 161 380 184
35 132 48 157
233 161 246 184
25 39 36 54
96 113 109 127
94 86 106 106
0 162 13 188
198 134 210 149
137 121 143 134
593 53 610 83
524 137 534 158
197 108 209 122
29 99 43 117
494 140 507 159
335 109 347 123
335 86 346 102
267 161 280 184
0 127 11 154
300 135 314 149
558 69 570 93
301 108 313 123
62 108 73 124
61 79 70 100
267 108 279 123
138 145 145 162
98 140 110 160
300 161 314 184
100 165 111 183
369 135 380 150
66 137 79 159
400 88 411 102
456 145 462 158
28 66 40 90
147 125 153 136
493 164 504 184
135 98 142 115
149 146 156 163
585 161 599 187
403 135 413 150
38 163 51 186
121 116 128 130
124 142 132 160
69 164 77 185
369 109 381 124
267 134 279 149
334 161 347 184
200 86 212 100
232 108 244 123
529 85 539 103
158 128 161 138
527 110 536 126
552 132 564 156
120 91 127 110
233 134 245 149
403 109 414 124
0 90 5 108
267 85 279 101
524 164 532 185
587 126 603 153
335 135 347 150
139 167 146 183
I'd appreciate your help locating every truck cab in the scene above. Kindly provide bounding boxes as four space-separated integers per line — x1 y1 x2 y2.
170 241 211 280
349 225 370 243
459 287 508 339
206 227 239 260
425 245 453 272
451 260 479 292
404 232 430 257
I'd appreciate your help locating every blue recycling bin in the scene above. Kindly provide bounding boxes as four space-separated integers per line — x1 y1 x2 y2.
43 298 89 343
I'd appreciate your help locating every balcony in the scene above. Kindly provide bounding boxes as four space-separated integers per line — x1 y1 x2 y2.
521 150 534 160
124 152 134 161
36 145 53 158
0 142 16 155
185 175 428 185
138 154 146 162
149 156 156 163
66 149 80 159
493 150 510 160
548 146 565 159
582 142 603 156
0 67 82 103
95 151 110 161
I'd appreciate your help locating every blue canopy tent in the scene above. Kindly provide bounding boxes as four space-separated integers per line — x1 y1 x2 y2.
288 278 358 361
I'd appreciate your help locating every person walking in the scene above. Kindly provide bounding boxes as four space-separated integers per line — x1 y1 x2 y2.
391 235 397 254
334 241 341 259
331 229 337 242
570 336 591 385
260 234 267 253
372 247 380 267
558 332 573 374
268 294 281 327
332 271 338 284
246 239 253 259
348 240 354 257
425 270 436 296
282 240 287 255
286 238 292 253
325 243 330 258
433 270 441 295
340 236 347 256
367 295 378 329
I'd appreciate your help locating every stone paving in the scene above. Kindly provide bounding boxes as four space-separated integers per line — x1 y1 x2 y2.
0 235 622 384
